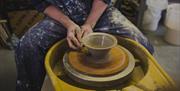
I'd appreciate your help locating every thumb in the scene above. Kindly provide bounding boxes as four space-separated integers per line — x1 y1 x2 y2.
75 27 83 42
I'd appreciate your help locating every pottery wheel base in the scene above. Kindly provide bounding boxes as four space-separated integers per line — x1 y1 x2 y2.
63 45 135 87
67 46 129 76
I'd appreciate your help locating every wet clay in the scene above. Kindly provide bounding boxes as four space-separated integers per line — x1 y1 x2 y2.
67 46 129 76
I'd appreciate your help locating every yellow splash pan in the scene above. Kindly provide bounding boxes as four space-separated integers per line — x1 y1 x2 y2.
45 36 176 91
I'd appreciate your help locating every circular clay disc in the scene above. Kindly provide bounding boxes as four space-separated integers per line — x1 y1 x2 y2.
67 46 129 76
62 45 135 87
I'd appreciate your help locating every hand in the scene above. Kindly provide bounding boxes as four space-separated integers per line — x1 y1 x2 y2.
66 23 82 49
81 24 93 37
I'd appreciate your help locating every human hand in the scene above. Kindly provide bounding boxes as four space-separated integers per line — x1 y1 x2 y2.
66 23 82 49
81 24 93 38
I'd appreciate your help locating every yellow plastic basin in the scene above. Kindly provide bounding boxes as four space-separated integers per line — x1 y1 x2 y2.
45 37 176 91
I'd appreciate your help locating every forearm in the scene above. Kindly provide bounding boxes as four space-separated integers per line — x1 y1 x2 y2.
44 5 75 28
85 0 108 28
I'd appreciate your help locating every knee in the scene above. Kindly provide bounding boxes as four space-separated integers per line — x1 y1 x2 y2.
15 32 39 58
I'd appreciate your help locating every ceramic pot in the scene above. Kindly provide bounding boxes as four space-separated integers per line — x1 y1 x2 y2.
81 33 117 59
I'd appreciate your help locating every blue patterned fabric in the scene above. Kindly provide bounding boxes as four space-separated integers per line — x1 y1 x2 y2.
32 0 111 12
15 0 154 91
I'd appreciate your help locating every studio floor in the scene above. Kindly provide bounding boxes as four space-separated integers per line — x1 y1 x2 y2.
0 25 179 91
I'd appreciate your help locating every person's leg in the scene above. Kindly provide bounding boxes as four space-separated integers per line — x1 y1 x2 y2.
94 7 154 54
15 17 67 91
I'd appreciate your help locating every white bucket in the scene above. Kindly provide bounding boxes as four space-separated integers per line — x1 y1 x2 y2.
164 4 180 45
142 0 168 31
142 8 162 31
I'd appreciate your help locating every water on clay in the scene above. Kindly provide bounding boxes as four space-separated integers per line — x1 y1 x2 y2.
52 58 146 90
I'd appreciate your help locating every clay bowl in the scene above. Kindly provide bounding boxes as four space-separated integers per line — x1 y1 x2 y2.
81 33 117 59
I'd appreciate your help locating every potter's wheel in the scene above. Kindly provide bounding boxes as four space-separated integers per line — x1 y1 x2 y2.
63 45 135 87
67 46 128 76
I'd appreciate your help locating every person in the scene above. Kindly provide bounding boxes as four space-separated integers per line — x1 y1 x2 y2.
15 0 154 91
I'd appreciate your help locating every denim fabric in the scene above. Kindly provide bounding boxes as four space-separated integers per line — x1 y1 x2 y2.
15 0 153 91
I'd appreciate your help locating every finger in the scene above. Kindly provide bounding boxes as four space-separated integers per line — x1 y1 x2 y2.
82 30 92 38
71 35 81 48
75 27 81 34
77 32 84 47
76 30 83 43
67 38 78 49
82 31 88 37
81 28 87 38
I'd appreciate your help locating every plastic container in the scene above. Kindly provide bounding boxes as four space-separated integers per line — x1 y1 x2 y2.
142 8 162 31
45 37 176 91
142 0 168 31
164 4 180 45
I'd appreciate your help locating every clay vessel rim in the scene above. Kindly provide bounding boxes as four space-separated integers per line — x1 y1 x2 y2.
81 33 118 50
